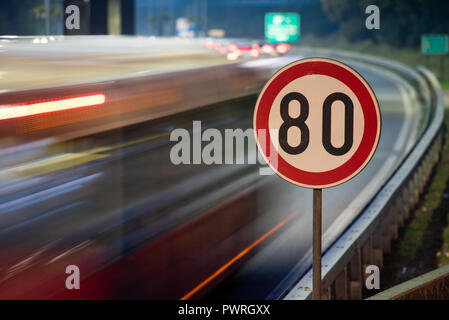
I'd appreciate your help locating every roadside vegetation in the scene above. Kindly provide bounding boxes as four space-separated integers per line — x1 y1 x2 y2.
382 99 449 287
439 110 449 267
313 1 449 85
299 34 449 85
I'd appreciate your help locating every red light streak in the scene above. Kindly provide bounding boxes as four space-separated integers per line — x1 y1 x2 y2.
0 94 106 121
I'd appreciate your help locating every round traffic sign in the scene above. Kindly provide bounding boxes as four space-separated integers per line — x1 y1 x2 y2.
254 57 381 189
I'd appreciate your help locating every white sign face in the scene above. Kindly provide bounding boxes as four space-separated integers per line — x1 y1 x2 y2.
254 58 381 189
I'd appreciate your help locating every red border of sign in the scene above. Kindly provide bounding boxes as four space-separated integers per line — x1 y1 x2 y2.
254 58 381 188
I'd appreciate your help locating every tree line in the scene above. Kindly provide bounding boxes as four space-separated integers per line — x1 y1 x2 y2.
321 0 449 48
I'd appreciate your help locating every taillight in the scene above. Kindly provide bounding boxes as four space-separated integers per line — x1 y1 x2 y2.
228 43 239 52
261 44 274 54
249 49 260 58
226 51 240 61
0 94 106 121
275 43 290 54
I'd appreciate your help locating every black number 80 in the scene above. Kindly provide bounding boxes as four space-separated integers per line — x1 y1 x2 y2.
279 92 354 156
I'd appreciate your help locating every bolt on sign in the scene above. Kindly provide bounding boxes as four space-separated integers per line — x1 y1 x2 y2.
265 13 300 43
421 34 449 55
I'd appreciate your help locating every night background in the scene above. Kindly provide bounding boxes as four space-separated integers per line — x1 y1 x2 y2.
0 0 448 48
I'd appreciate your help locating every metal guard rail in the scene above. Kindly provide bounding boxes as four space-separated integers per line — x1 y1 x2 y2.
283 66 445 300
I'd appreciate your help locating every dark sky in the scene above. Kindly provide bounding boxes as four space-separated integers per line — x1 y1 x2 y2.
135 0 329 38
136 0 319 9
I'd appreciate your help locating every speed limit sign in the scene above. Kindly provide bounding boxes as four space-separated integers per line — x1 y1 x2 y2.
254 57 381 300
254 57 381 189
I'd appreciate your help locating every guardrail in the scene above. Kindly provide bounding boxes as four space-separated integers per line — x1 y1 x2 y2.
279 62 445 300
367 264 449 300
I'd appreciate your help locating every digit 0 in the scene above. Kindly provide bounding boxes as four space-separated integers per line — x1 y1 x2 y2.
322 92 354 156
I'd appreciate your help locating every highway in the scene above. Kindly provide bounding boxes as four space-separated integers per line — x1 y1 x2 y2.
0 37 426 299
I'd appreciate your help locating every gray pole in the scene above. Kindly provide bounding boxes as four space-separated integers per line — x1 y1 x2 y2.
203 0 208 36
44 0 51 35
313 188 322 300
171 0 175 36
194 0 200 36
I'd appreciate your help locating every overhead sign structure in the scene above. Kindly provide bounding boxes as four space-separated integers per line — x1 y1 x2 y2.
421 34 449 55
254 57 381 300
265 12 300 43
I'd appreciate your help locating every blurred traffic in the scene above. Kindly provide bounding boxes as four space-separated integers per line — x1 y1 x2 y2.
0 0 445 300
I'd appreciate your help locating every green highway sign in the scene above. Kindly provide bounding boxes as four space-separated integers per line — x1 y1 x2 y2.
421 34 449 54
265 13 300 43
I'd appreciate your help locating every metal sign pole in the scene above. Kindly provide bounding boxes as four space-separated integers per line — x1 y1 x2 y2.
313 188 322 300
